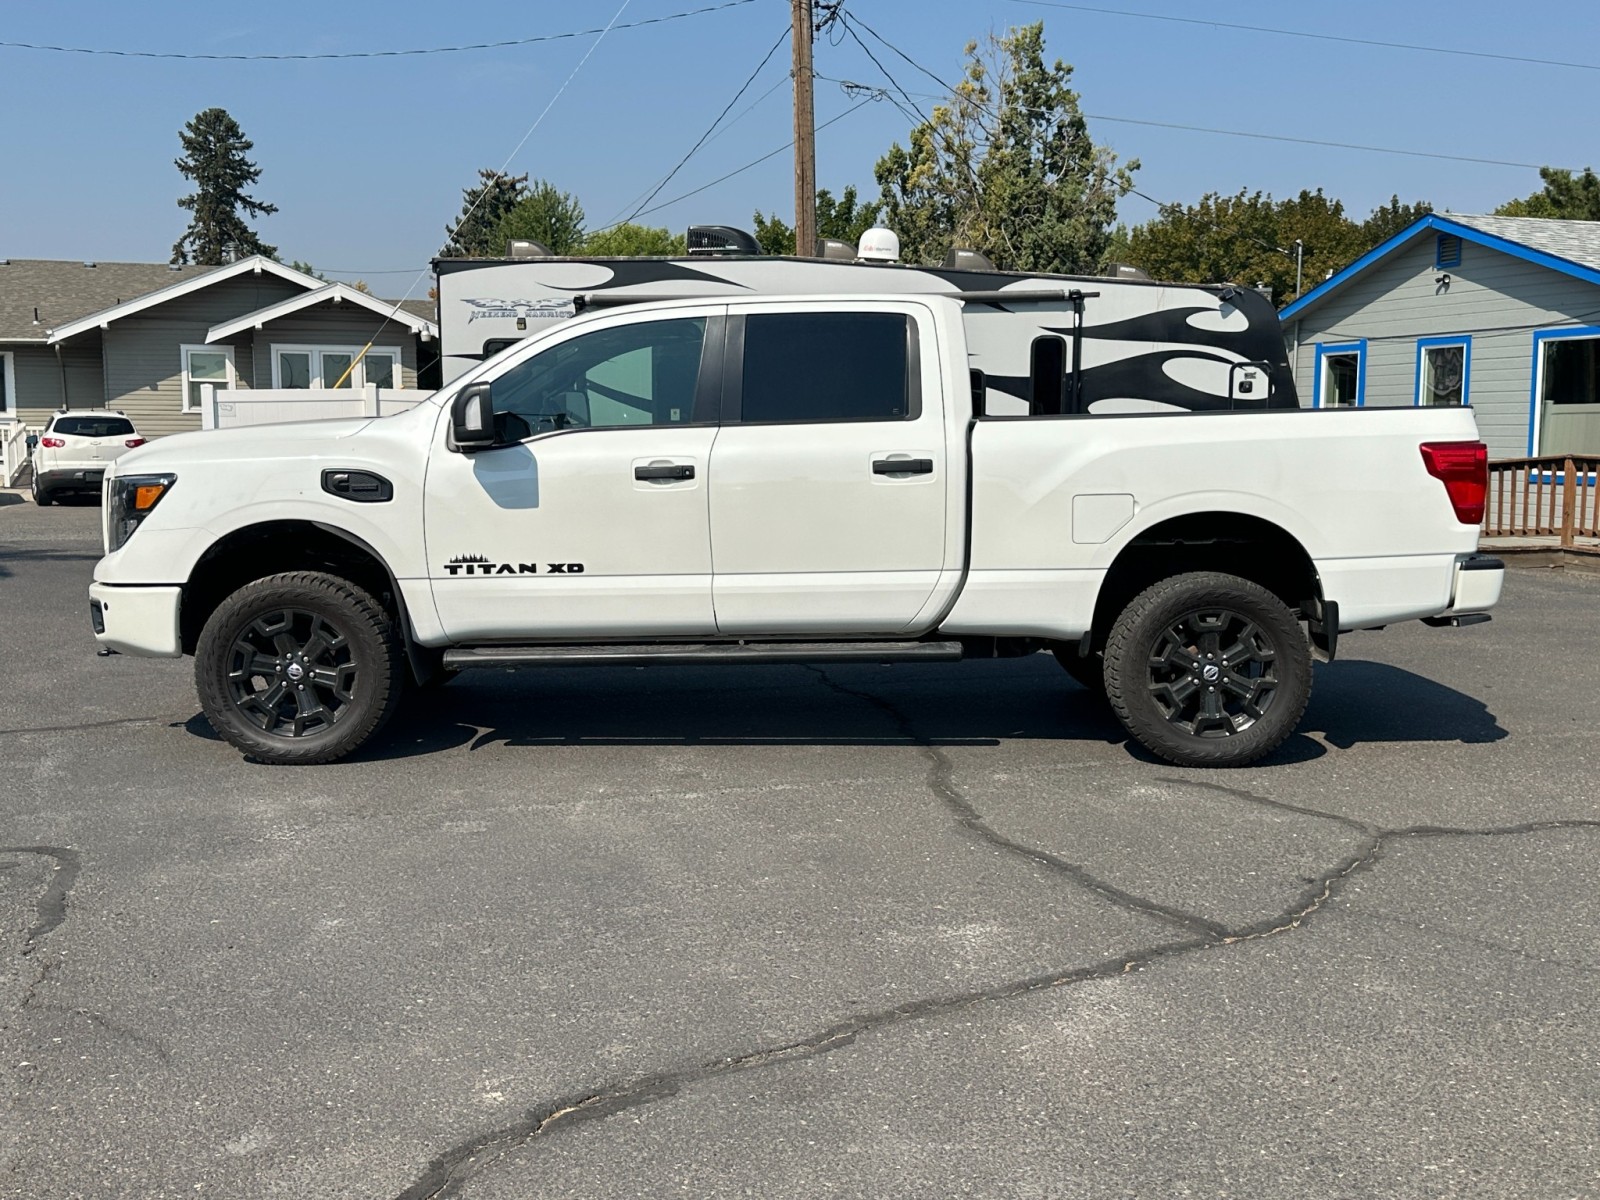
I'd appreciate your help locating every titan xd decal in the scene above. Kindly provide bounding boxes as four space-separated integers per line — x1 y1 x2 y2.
444 555 585 577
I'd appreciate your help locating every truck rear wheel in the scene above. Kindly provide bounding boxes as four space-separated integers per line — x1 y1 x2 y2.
1103 571 1310 768
194 571 404 765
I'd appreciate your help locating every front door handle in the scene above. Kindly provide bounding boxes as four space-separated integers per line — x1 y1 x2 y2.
635 463 695 481
872 458 934 476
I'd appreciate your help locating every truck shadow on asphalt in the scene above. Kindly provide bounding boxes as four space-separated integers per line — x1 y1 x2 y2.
188 657 1505 765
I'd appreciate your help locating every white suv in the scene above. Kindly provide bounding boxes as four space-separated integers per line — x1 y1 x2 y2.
31 411 146 505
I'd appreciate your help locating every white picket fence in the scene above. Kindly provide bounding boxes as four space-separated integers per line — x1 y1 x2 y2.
1 419 33 487
200 385 430 430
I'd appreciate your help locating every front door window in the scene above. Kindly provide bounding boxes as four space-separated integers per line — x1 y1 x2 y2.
488 317 708 439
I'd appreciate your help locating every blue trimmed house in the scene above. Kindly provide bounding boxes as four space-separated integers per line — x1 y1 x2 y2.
1280 214 1600 460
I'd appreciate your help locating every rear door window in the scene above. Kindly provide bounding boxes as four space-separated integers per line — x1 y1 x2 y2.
738 312 913 423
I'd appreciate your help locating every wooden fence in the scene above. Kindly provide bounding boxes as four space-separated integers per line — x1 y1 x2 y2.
1483 455 1600 545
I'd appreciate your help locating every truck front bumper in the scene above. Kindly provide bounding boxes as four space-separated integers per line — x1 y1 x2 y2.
89 583 183 657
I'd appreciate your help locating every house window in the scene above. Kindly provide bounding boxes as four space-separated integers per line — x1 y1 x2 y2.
181 345 236 412
1315 341 1365 408
272 345 401 390
1436 234 1463 269
1416 337 1470 406
0 351 15 418
1533 330 1600 455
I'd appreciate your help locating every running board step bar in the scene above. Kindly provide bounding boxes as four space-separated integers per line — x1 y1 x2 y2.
443 641 964 670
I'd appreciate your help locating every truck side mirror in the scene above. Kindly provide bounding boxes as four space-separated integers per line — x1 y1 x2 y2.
451 382 496 451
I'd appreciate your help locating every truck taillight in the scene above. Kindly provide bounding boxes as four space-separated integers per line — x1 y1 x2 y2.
41 436 65 448
125 438 146 448
1420 440 1488 525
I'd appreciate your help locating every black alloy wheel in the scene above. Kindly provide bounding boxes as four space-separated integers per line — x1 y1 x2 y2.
195 572 404 765
1104 572 1311 768
226 609 359 738
1147 608 1278 736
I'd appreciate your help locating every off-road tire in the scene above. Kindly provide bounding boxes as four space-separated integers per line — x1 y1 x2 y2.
1103 571 1311 768
1051 645 1107 699
195 571 405 765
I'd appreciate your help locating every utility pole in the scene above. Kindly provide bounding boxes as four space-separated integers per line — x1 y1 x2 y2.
791 0 816 257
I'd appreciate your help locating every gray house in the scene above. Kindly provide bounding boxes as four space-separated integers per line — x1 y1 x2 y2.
1280 214 1600 460
1 256 437 437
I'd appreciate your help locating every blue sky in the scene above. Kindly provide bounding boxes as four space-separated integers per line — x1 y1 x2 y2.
1 0 1593 292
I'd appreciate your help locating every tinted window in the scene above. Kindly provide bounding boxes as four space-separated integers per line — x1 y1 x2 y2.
53 416 135 437
741 313 911 423
489 317 706 440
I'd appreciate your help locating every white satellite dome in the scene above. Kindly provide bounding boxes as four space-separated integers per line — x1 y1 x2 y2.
856 225 901 263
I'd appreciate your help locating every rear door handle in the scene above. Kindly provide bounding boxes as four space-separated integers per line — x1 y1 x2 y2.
872 458 934 476
634 463 695 481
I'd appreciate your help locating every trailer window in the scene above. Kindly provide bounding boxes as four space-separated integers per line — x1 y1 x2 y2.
739 313 913 423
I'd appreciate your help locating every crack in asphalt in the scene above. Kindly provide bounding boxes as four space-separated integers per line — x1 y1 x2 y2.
393 670 1600 1199
397 808 1600 1199
802 667 1230 940
0 715 190 738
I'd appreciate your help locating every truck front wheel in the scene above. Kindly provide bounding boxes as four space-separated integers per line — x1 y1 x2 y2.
1103 572 1311 768
194 571 405 765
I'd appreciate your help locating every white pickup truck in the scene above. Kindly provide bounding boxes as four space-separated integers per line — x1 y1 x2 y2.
89 290 1503 767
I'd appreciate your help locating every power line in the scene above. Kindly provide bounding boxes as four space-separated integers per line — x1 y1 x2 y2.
1091 114 1555 172
836 12 1564 174
352 1 634 362
0 0 753 60
1125 188 1295 258
1006 0 1600 74
621 26 790 224
591 95 877 235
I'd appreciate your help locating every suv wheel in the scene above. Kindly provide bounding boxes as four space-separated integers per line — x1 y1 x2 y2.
195 572 405 765
1103 572 1311 768
31 474 51 506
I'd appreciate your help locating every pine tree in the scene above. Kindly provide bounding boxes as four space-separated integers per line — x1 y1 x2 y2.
442 170 530 257
170 108 278 265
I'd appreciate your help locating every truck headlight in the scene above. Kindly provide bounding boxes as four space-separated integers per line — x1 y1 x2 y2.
107 473 176 552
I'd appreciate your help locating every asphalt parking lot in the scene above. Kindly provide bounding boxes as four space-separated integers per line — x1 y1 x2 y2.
3 494 1598 1199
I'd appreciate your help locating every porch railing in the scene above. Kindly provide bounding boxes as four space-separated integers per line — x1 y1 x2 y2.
1483 455 1600 545
1 419 33 488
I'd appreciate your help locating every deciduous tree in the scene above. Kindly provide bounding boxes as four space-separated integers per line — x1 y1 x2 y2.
872 23 1135 272
580 223 687 256
753 185 883 255
496 180 587 255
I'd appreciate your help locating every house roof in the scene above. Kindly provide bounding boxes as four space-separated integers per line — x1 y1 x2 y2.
0 258 215 343
47 255 323 344
1280 213 1600 322
205 282 439 342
